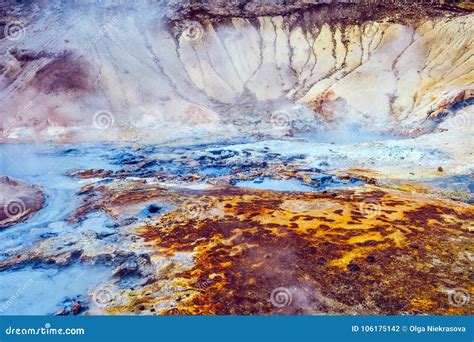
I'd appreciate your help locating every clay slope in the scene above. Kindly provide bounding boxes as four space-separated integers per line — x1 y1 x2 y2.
0 1 472 142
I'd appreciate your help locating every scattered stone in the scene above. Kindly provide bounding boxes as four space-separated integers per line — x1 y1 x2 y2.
68 169 113 179
365 256 375 263
347 264 360 272
55 296 88 316
147 204 161 214
112 260 140 278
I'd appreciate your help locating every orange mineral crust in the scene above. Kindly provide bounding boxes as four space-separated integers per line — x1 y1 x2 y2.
99 186 473 315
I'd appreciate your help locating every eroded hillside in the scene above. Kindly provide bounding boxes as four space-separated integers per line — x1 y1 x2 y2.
0 1 472 316
0 0 472 142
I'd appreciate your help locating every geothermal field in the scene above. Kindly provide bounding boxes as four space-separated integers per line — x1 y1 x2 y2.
0 0 472 315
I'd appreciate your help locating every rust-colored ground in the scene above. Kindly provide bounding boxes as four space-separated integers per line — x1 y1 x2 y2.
91 184 473 315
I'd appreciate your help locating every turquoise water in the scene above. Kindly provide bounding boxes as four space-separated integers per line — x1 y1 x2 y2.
234 176 362 192
235 178 314 191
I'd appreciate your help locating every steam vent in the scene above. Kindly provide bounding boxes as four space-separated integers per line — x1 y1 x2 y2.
0 0 473 315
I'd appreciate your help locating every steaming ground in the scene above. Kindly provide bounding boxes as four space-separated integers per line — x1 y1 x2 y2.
1 2 472 143
0 1 472 315
0 131 472 314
